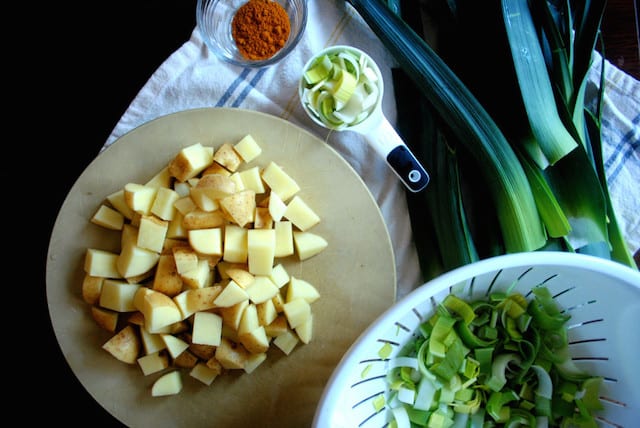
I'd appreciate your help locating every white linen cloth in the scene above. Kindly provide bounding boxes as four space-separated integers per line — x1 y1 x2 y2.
104 0 639 298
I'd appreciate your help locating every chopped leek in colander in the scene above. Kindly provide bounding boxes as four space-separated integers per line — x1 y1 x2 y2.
383 286 604 427
300 49 380 130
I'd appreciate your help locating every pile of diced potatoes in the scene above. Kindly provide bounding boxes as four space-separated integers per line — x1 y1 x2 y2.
82 134 327 397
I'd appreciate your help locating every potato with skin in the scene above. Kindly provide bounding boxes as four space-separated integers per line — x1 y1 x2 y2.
102 325 141 364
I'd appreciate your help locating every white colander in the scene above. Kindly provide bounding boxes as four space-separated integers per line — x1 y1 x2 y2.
313 251 640 427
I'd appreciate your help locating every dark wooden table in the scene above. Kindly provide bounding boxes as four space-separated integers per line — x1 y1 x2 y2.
38 1 638 425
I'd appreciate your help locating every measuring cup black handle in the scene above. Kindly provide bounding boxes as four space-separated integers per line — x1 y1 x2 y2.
387 145 429 192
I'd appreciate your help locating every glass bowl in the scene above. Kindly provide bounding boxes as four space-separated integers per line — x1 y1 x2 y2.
196 0 308 68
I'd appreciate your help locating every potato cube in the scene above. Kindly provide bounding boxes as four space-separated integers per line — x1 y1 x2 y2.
265 315 289 338
295 314 313 344
268 191 287 221
213 280 250 307
261 162 300 202
238 166 266 193
151 370 183 396
167 211 187 239
173 196 197 216
225 266 255 288
293 231 328 261
245 276 279 304
138 352 169 376
247 229 276 276
190 362 220 385
215 337 249 370
273 330 299 355
82 274 105 305
188 228 222 256
283 196 320 231
238 303 260 335
269 263 290 289
145 166 173 189
213 142 243 172
223 225 248 263
151 187 180 220
91 204 125 230
254 207 273 229
124 183 158 215
192 312 222 347
234 134 262 163
91 306 118 332
161 334 189 359
172 246 199 275
182 209 225 230
184 285 223 313
220 190 256 227
244 352 267 374
117 243 160 279
106 189 135 220
168 142 214 182
99 280 140 312
152 254 183 297
256 299 278 326
84 248 121 278
173 349 199 368
286 277 320 303
181 259 212 289
192 173 236 201
137 215 169 253
283 298 311 329
141 290 183 333
220 300 249 330
239 326 270 354
274 221 294 257
102 325 141 364
140 328 166 354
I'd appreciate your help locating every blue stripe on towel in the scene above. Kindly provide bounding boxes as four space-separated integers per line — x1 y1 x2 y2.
215 68 252 107
604 113 640 185
233 68 268 107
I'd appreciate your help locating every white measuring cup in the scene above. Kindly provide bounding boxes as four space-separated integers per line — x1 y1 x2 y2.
299 45 429 193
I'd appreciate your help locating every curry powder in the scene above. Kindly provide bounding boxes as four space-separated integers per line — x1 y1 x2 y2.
232 0 291 61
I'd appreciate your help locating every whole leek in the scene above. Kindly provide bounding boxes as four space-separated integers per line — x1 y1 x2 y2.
346 0 547 254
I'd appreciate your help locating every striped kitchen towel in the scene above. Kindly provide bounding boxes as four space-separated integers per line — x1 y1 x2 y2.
104 0 639 297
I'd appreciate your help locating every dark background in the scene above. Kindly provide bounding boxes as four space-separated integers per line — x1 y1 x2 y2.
38 1 637 425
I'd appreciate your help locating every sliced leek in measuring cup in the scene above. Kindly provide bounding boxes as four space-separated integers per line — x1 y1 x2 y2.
299 45 429 192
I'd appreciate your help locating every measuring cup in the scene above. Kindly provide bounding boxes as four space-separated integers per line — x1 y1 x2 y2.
299 45 429 193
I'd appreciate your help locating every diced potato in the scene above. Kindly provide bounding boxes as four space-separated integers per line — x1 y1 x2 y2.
267 191 287 221
180 259 212 290
140 328 167 354
82 274 104 305
238 303 259 335
168 142 214 182
244 352 267 374
256 299 278 326
245 276 279 304
213 143 243 172
138 352 169 376
184 285 223 313
151 370 183 396
220 190 256 227
140 289 183 333
269 263 290 289
192 173 236 201
293 231 328 261
182 209 225 230
91 306 118 332
286 277 321 304
274 221 294 257
173 349 199 369
219 300 249 331
145 166 173 189
190 362 220 385
173 196 197 216
247 229 276 276
238 166 266 193
283 196 320 231
188 228 222 256
152 254 183 297
215 337 249 370
223 225 248 263
192 312 222 347
234 134 262 163
91 204 125 230
253 207 273 229
213 280 250 307
172 246 199 275
84 248 121 278
265 315 289 338
117 243 160 279
137 215 169 253
161 334 190 359
106 189 135 220
99 280 140 312
261 162 300 202
151 187 180 220
102 325 141 364
225 266 255 288
283 298 311 329
124 183 158 215
273 330 299 355
239 326 270 354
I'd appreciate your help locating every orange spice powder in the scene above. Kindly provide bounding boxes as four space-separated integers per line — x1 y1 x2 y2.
231 0 291 61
